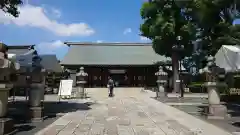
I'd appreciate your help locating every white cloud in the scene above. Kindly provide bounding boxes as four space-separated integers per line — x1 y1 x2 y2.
36 40 66 54
123 28 132 35
96 40 103 43
0 4 95 36
50 40 64 48
140 36 150 41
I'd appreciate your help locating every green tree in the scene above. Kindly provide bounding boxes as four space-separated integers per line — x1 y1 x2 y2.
0 0 22 17
191 0 240 56
140 0 197 93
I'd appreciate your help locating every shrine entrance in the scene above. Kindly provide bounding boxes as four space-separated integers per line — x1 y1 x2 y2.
73 66 157 88
109 69 128 87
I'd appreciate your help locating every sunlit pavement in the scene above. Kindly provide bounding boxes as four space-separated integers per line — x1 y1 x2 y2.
35 88 231 135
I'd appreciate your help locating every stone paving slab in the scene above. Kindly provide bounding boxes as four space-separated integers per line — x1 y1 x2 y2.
141 94 232 135
35 88 232 135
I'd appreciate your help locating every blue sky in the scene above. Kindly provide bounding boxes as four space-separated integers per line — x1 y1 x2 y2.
0 0 239 60
0 0 148 60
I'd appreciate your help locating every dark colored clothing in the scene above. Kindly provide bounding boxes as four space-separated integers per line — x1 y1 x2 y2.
108 79 114 97
108 79 114 87
109 87 113 97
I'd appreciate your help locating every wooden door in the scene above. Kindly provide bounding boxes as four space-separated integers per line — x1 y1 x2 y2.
91 68 102 87
101 68 109 87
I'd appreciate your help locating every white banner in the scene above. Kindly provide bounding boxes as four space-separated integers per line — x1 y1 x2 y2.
58 80 73 96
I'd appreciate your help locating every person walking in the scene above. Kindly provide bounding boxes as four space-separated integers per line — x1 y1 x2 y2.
107 76 114 97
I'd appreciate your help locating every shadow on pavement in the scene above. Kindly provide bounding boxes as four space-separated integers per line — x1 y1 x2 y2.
221 95 240 117
7 100 94 135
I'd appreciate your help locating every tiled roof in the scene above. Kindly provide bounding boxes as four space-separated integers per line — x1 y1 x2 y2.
40 55 62 73
61 42 169 65
7 45 34 55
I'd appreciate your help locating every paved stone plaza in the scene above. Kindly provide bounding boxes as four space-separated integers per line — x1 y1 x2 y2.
35 88 232 135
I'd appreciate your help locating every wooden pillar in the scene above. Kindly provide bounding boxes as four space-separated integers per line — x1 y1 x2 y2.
100 67 106 87
133 68 136 87
100 67 103 87
88 67 93 88
143 67 146 87
69 69 77 87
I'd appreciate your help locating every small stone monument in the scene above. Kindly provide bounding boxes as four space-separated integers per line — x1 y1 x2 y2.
0 43 19 135
76 67 88 98
155 66 168 98
202 56 228 119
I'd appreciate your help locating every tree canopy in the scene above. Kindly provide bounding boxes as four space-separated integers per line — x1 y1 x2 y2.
191 0 240 56
185 0 240 72
140 0 197 59
0 0 22 17
140 0 240 73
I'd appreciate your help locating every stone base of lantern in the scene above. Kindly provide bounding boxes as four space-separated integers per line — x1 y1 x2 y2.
156 84 167 98
156 92 167 98
28 106 44 122
76 85 86 99
0 118 15 135
207 104 229 120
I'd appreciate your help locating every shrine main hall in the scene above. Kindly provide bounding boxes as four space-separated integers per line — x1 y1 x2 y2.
60 42 168 87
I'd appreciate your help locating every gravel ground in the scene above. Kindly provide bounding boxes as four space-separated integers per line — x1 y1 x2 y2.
155 96 240 133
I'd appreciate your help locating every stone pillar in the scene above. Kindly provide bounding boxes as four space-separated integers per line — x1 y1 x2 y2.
155 66 168 98
0 43 18 135
28 69 46 122
76 67 88 98
205 82 228 119
0 84 14 135
0 85 10 117
68 69 77 87
207 82 220 105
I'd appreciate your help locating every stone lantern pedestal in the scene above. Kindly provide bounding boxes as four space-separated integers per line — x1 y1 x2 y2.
28 69 46 122
155 66 168 98
0 84 14 135
76 67 88 99
204 82 228 119
28 83 44 122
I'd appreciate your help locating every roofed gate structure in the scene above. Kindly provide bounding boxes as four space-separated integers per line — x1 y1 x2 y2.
61 42 168 87
7 45 37 88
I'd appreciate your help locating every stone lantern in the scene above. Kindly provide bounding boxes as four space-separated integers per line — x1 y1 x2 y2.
155 65 168 98
201 55 228 119
26 49 46 122
76 67 88 98
0 43 19 135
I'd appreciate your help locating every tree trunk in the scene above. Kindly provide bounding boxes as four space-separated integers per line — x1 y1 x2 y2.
172 52 180 93
179 60 184 97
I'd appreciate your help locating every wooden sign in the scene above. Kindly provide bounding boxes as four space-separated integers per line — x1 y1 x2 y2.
58 80 73 98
